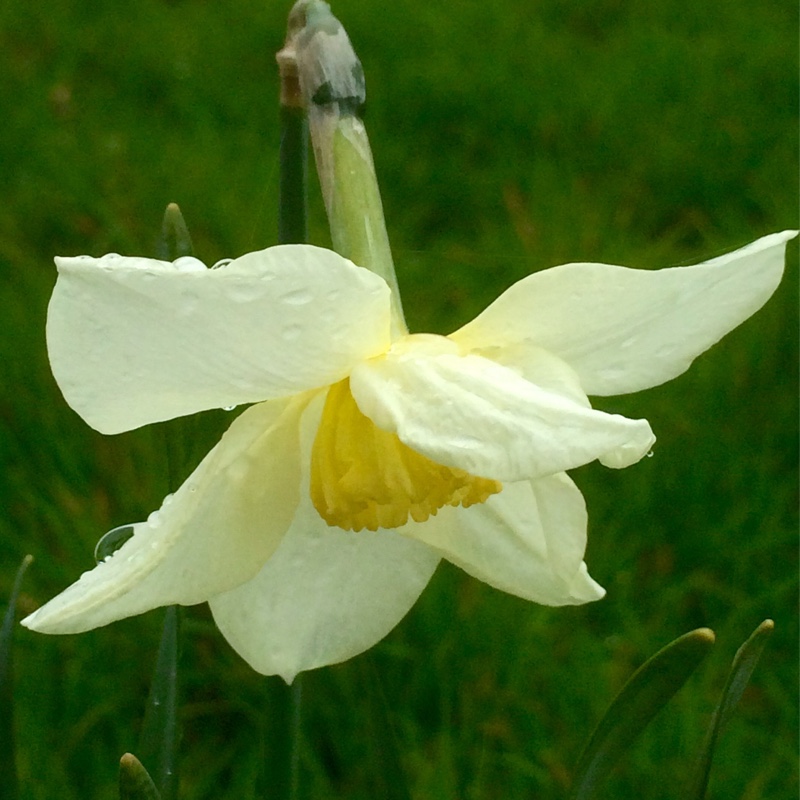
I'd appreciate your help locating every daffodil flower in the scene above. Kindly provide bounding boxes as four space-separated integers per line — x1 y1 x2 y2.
23 230 795 681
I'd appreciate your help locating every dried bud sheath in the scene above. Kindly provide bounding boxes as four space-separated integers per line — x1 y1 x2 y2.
281 0 406 336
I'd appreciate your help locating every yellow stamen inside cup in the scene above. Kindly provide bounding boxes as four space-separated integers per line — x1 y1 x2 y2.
310 379 502 532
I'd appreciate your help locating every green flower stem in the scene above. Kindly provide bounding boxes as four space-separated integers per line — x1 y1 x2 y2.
286 0 407 338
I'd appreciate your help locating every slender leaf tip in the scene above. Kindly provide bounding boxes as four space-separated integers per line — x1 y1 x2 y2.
694 628 716 645
119 753 162 800
157 203 194 261
685 620 775 800
3 554 34 637
569 627 716 800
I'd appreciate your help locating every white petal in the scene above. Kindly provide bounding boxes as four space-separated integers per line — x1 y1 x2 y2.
405 473 604 606
48 245 391 434
451 231 797 396
209 503 440 682
349 346 655 482
22 397 309 634
208 396 440 681
464 341 591 408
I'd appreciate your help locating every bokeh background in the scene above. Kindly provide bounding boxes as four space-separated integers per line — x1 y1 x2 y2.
1 0 797 797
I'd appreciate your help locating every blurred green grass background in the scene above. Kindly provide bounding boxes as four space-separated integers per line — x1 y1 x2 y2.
1 0 797 797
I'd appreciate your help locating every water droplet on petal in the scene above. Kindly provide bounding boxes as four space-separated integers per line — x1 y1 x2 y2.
162 493 175 506
173 256 206 273
646 450 654 458
94 524 136 563
211 258 233 269
147 510 162 528
222 405 237 412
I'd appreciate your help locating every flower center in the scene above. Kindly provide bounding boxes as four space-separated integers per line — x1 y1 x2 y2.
310 379 502 532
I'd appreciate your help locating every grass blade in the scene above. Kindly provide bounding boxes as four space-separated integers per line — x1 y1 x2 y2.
686 620 775 799
569 628 716 800
0 555 34 800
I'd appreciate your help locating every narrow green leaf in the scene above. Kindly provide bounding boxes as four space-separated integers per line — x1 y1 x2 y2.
154 202 200 487
156 202 194 261
569 628 715 800
0 555 34 800
687 620 775 800
137 606 180 800
119 753 162 800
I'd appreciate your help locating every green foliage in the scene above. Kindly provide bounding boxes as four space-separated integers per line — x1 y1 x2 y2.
569 628 715 799
119 753 162 800
0 0 796 798
0 555 34 800
688 620 776 799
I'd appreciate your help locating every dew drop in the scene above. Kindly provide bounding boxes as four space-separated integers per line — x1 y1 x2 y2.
174 256 206 273
94 523 136 564
162 493 175 506
222 405 237 412
211 258 233 269
646 450 654 458
147 510 162 528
